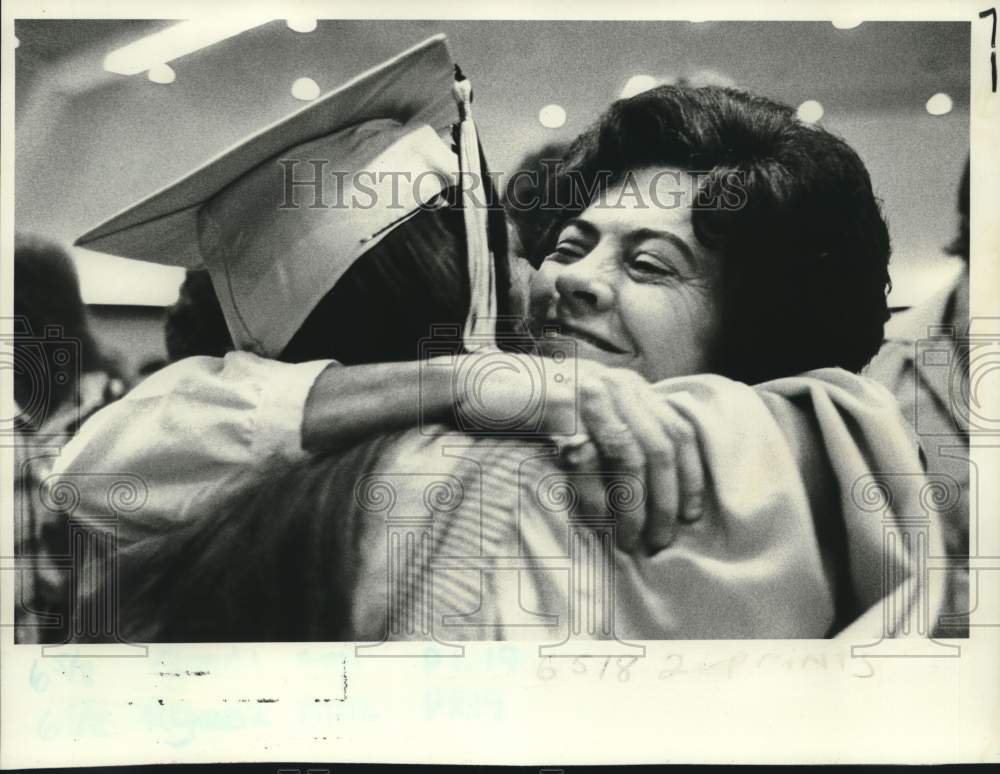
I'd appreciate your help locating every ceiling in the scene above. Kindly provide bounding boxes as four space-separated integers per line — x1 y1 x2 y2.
14 19 971 306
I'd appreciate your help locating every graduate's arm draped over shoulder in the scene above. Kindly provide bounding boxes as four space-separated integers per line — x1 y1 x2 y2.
30 34 938 644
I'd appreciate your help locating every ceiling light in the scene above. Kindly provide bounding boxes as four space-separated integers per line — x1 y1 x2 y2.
147 63 176 84
538 104 567 129
291 76 320 101
621 75 658 99
926 93 953 116
103 19 270 76
287 18 318 33
796 100 824 123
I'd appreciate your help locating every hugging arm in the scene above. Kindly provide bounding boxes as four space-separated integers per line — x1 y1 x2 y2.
304 353 707 548
51 349 857 557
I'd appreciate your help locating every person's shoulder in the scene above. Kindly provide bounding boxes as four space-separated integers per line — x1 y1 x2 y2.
863 277 961 387
126 352 316 401
124 354 227 396
753 368 906 420
864 339 912 387
884 276 958 343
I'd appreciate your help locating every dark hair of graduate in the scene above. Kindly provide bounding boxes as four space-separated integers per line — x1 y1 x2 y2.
81 434 393 643
280 183 512 365
540 85 892 384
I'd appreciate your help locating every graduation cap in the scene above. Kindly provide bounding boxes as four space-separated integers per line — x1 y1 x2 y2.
76 34 498 358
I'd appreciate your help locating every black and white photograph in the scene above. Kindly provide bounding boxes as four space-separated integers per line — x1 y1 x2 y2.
2 0 998 767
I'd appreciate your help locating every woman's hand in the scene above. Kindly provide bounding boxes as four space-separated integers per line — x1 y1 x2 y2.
451 352 706 553
560 362 706 554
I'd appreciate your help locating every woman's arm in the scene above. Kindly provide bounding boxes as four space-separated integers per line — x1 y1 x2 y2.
55 350 699 548
302 353 708 548
301 359 454 453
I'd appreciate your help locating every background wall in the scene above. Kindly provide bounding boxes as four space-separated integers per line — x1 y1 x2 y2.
13 20 970 375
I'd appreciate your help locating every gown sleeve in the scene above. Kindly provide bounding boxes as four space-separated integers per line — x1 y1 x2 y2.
48 352 332 548
607 367 940 638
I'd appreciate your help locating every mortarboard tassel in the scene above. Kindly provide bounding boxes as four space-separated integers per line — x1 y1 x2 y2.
452 64 497 352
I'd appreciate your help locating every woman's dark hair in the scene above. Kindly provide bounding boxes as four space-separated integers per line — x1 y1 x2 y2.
503 141 570 266
280 185 512 364
13 234 105 425
539 85 892 384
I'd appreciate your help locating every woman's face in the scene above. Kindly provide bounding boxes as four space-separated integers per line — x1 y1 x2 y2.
528 166 723 382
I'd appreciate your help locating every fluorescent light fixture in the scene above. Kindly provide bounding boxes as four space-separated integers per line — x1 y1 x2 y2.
74 249 186 306
103 19 271 76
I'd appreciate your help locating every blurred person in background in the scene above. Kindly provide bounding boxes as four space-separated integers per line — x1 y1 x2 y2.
13 234 126 435
164 269 234 362
132 270 234 380
866 158 971 637
12 233 126 642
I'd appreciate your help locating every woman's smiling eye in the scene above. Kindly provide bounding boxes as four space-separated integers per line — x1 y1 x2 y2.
629 252 674 276
551 242 586 261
